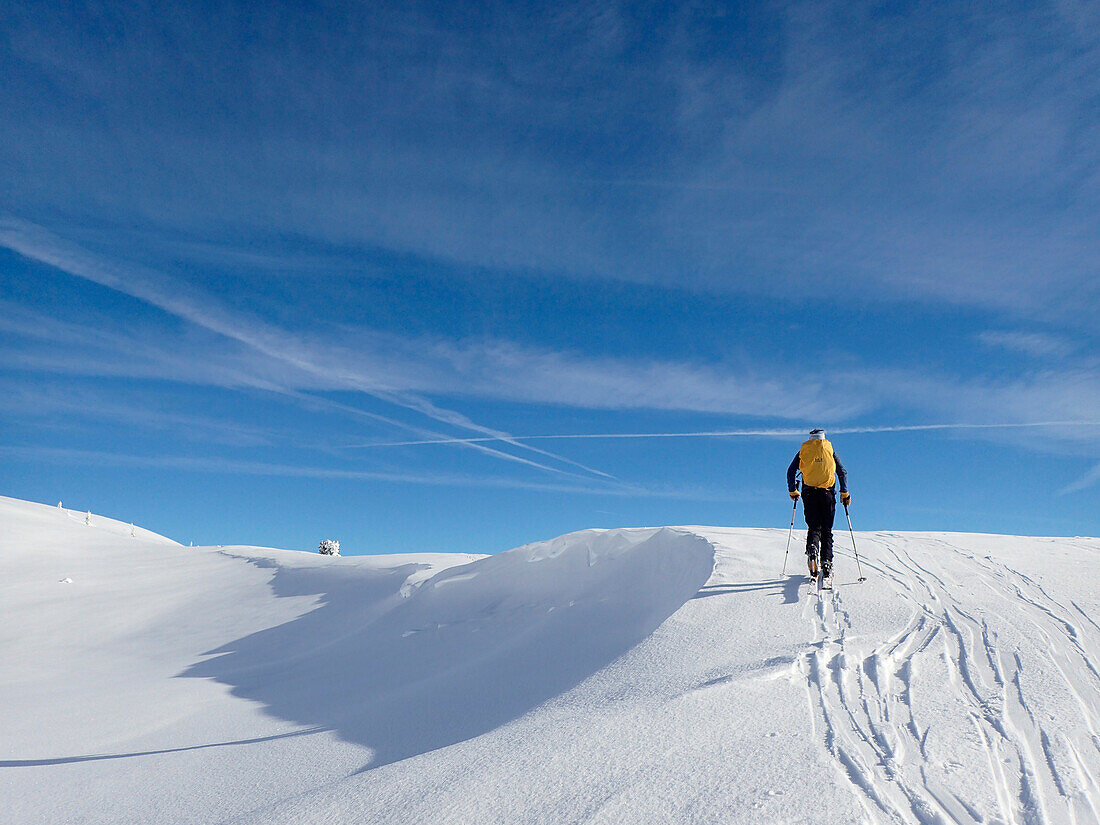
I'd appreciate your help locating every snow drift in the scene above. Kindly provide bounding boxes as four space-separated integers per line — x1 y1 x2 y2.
182 526 716 768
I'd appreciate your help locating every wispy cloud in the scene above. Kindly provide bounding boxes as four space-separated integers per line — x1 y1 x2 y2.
1060 463 1100 495
0 443 780 504
0 219 614 481
659 0 1100 321
0 444 655 498
5 222 1100 464
978 330 1075 359
0 382 278 448
4 2 1097 322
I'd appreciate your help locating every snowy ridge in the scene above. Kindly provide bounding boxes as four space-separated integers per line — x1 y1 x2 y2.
9 495 179 546
2 496 1100 824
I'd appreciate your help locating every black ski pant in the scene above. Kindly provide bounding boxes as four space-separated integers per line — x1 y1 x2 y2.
802 485 836 571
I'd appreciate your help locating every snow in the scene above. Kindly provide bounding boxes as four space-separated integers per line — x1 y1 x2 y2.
2 495 1099 824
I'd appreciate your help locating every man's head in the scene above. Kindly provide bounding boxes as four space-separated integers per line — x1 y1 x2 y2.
808 428 826 441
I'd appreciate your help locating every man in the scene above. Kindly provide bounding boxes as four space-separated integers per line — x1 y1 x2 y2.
787 428 850 580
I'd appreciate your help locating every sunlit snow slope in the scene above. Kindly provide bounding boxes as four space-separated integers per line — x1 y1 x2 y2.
2 494 1099 825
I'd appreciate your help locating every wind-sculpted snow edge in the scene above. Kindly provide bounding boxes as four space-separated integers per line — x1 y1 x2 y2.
184 526 717 770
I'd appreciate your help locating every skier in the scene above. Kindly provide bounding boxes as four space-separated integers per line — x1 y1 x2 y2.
787 428 850 581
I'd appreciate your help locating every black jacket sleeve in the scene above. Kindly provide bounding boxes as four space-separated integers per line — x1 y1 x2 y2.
834 453 848 494
787 453 800 493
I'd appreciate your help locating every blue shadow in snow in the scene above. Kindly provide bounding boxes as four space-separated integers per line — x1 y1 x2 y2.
693 574 804 605
0 728 325 767
181 532 714 770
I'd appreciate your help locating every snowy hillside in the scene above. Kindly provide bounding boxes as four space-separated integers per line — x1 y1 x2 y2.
2 495 1099 824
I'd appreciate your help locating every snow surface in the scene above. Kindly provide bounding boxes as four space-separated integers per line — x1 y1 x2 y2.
2 495 1100 824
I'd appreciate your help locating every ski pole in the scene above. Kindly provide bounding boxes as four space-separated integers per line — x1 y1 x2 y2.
781 497 798 576
844 503 866 582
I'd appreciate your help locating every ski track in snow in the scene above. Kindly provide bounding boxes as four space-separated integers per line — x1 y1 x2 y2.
795 536 1100 825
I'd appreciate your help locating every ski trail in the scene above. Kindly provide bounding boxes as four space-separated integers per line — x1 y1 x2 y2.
954 547 1100 822
798 580 950 824
795 536 1100 825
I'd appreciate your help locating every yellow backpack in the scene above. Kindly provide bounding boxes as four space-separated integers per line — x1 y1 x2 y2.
799 438 836 489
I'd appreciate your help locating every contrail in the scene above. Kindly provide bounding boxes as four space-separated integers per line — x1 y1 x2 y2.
345 420 1098 448
0 217 614 482
0 445 645 496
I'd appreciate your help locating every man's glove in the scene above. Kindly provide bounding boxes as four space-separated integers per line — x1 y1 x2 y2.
789 490 800 501
840 492 851 506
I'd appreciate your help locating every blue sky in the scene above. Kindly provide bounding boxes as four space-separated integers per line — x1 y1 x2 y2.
1 0 1098 554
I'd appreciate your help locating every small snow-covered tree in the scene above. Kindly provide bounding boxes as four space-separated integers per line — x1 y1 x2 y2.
318 539 341 556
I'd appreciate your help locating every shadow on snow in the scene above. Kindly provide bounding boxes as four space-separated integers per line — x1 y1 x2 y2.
694 574 804 605
179 528 715 770
0 728 326 767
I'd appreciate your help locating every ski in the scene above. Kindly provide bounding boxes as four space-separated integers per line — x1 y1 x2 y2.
813 550 833 593
807 570 832 596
